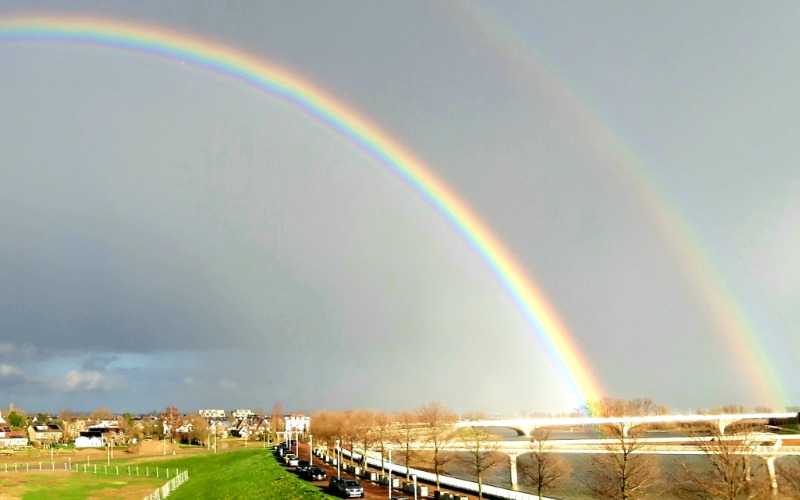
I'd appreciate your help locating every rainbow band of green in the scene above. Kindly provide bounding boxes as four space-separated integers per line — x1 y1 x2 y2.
0 14 603 405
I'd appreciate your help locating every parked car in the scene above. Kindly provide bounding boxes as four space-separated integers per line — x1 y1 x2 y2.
329 477 364 498
295 460 310 473
302 465 327 481
283 453 297 465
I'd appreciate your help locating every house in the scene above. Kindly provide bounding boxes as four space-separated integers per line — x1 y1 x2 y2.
27 424 63 444
1 426 29 448
284 414 310 433
74 435 103 448
255 418 271 436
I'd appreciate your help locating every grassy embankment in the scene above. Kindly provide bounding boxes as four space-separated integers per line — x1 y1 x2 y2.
1 447 331 499
145 448 331 499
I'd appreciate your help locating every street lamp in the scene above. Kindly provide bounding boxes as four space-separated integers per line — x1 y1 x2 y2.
309 434 313 466
336 439 341 478
413 474 418 500
388 447 392 500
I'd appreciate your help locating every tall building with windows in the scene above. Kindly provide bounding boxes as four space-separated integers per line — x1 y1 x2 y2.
284 414 310 433
199 409 226 419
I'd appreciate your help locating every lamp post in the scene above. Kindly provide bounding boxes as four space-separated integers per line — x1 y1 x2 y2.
336 439 341 478
309 434 313 466
388 447 392 500
413 474 418 500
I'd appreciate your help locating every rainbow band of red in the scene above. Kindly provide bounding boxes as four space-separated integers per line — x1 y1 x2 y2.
0 15 603 405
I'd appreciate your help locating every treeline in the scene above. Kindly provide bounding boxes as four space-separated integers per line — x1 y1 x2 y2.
307 399 800 499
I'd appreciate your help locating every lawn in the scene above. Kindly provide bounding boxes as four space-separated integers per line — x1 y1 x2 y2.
0 447 331 499
138 448 331 499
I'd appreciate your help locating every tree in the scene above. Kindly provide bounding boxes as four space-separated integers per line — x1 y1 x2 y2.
162 406 182 442
270 402 284 444
457 426 503 499
372 411 393 474
777 456 800 496
671 424 767 499
393 410 421 481
91 407 114 422
583 398 667 418
7 410 25 429
351 409 376 468
186 414 210 446
57 408 75 441
417 401 457 490
519 429 571 500
585 422 660 499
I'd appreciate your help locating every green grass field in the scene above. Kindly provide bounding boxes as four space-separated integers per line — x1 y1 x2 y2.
143 448 331 499
0 448 332 499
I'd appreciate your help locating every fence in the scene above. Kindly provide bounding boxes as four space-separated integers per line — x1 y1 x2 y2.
144 469 190 500
2 460 190 499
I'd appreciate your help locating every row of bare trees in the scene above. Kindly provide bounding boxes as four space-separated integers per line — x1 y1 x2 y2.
311 399 800 499
312 402 564 499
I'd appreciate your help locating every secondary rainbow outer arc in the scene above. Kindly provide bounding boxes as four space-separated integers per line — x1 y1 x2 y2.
0 15 603 405
446 3 788 409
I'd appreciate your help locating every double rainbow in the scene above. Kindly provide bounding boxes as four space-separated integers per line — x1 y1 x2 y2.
0 15 603 405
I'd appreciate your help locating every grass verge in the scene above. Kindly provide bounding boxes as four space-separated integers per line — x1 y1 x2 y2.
137 448 331 499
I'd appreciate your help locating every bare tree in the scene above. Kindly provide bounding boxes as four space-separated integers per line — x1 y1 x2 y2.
671 424 768 499
270 402 284 444
519 429 571 500
91 407 114 422
351 409 377 469
372 411 393 474
417 401 457 491
57 408 75 442
393 410 421 480
586 422 660 499
457 426 503 499
162 406 182 443
583 398 667 418
777 456 800 497
185 414 210 446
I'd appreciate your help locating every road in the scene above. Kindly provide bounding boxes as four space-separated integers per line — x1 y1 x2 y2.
285 442 484 500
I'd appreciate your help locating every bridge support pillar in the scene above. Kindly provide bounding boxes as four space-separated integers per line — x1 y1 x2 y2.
508 453 519 487
717 419 733 435
765 456 777 490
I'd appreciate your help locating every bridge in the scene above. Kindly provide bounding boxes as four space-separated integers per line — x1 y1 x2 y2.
455 411 799 437
398 432 800 491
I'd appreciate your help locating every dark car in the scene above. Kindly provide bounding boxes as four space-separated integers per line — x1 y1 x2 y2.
295 460 310 473
301 465 327 481
329 477 364 498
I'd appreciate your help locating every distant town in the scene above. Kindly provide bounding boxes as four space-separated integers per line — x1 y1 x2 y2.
0 403 308 450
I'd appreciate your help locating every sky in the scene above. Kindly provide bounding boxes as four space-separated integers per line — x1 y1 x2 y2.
1 1 799 416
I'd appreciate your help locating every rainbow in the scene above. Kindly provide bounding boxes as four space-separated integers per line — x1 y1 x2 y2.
0 14 604 405
447 3 787 408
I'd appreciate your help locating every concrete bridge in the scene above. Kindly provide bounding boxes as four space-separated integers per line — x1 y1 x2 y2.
400 431 800 491
455 411 799 437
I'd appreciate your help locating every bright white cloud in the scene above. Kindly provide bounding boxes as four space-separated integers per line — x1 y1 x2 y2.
0 364 22 377
62 370 114 392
